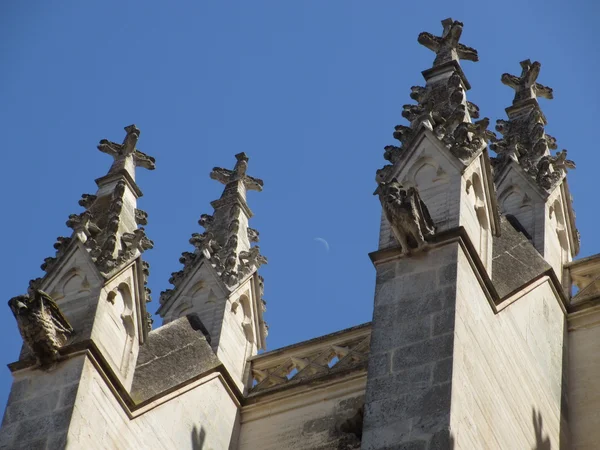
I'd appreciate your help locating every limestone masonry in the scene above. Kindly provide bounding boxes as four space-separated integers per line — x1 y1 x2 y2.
0 18 597 449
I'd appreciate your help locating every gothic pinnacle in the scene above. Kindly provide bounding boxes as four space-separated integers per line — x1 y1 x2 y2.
492 60 573 192
41 125 155 278
160 152 267 306
375 19 494 176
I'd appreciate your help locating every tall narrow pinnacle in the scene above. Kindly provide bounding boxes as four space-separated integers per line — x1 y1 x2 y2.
491 60 574 192
160 153 267 306
36 125 155 288
377 18 495 183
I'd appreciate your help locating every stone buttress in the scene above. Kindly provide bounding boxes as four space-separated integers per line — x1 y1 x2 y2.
0 125 155 448
363 19 570 449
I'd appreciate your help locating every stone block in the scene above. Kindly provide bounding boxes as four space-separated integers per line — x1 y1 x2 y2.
392 333 454 372
361 419 412 450
367 364 432 402
3 390 61 425
432 358 453 384
371 314 432 350
436 263 458 287
429 428 452 450
432 308 455 336
368 352 391 379
47 432 67 449
59 384 79 409
6 380 31 406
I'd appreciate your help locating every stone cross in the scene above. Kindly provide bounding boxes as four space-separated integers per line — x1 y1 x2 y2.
501 60 554 104
97 124 156 179
210 152 264 193
417 18 479 67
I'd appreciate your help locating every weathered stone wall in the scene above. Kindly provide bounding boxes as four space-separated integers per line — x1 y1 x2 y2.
450 249 565 448
238 378 365 450
362 244 459 449
0 357 85 449
67 357 239 449
0 354 240 450
162 268 258 391
568 312 600 449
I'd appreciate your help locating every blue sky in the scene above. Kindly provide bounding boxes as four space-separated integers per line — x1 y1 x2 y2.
0 1 598 409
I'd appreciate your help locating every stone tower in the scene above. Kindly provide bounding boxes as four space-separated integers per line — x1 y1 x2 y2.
363 19 573 449
0 17 598 450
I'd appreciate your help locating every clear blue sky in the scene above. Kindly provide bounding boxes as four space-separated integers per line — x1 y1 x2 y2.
1 1 598 410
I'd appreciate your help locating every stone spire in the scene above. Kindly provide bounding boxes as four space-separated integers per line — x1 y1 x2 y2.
35 125 154 303
491 60 575 192
160 152 267 305
380 18 496 177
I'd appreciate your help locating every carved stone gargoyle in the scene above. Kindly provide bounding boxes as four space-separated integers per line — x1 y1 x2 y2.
375 179 436 254
8 290 73 369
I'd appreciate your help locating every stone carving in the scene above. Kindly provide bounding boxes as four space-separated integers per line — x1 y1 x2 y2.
97 124 156 174
8 289 73 369
418 18 478 67
135 209 148 226
492 60 574 192
145 312 153 333
40 125 156 281
375 179 435 254
501 59 553 104
210 152 264 193
198 214 214 229
78 194 97 209
247 227 260 243
117 228 154 266
142 260 152 303
379 20 494 167
536 150 576 190
239 247 268 278
250 333 370 393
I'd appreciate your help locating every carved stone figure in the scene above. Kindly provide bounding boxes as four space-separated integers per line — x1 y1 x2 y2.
8 290 73 369
247 227 260 243
78 194 97 209
239 247 268 270
135 208 148 225
375 179 435 254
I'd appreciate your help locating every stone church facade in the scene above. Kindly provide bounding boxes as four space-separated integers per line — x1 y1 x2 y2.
0 18 597 449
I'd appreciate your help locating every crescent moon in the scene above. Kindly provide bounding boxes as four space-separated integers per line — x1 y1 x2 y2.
314 237 330 253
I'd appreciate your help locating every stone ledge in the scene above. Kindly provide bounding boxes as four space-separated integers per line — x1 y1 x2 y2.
369 225 568 314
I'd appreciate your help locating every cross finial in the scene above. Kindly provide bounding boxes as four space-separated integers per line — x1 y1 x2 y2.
210 152 264 192
97 125 156 179
501 60 554 105
417 18 479 67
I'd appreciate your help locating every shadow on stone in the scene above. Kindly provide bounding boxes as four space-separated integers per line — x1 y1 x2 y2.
191 425 206 450
532 409 551 450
